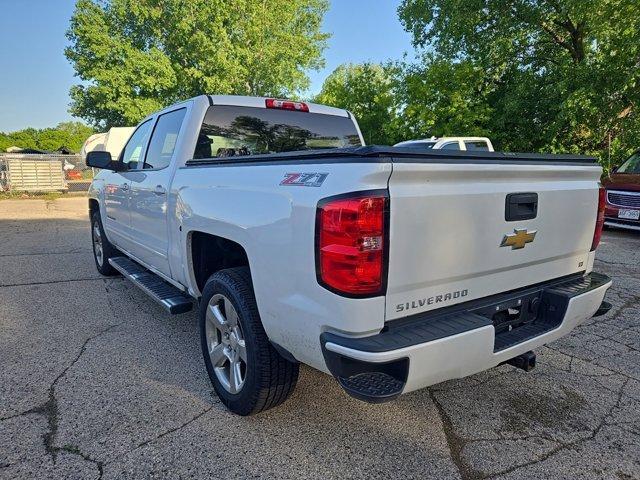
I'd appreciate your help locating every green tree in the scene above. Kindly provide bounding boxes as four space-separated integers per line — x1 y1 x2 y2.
66 0 329 129
391 57 493 141
37 122 96 152
0 134 11 153
314 63 397 145
0 122 94 153
398 0 640 166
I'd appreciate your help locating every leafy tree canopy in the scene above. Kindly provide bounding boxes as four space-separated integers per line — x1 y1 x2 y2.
66 0 329 129
390 57 493 141
314 63 397 145
398 0 640 166
0 122 94 153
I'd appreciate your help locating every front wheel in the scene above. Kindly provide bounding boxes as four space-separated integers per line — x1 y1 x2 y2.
199 267 299 415
91 211 118 276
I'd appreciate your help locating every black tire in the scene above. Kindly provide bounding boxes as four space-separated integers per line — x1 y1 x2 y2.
199 267 299 415
91 211 118 276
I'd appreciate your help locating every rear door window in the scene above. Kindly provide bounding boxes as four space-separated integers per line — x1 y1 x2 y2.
193 105 362 159
144 108 187 170
464 141 490 151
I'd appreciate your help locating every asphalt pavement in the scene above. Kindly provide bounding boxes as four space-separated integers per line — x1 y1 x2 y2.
1 197 638 479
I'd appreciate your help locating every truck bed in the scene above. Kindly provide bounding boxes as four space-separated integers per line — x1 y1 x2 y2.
185 145 597 166
184 145 601 322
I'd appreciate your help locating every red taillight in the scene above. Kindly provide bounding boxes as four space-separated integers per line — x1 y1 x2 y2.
591 187 606 251
265 98 309 112
317 192 388 296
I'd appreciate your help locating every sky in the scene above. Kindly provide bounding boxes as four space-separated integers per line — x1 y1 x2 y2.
0 0 414 132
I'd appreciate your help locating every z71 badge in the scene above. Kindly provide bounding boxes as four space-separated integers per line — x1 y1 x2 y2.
280 173 328 187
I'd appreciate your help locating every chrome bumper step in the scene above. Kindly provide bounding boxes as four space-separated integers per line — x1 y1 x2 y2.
109 257 193 314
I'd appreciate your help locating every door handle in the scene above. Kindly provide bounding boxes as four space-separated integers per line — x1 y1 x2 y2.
153 185 166 196
121 183 129 191
505 192 538 221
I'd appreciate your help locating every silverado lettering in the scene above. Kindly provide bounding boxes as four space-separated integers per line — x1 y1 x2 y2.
396 289 469 313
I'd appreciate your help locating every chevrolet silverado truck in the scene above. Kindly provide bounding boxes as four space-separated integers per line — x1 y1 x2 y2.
86 95 612 415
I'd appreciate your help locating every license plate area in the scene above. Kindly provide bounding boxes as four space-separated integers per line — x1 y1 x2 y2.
473 291 543 335
469 274 609 353
472 289 566 352
618 209 640 220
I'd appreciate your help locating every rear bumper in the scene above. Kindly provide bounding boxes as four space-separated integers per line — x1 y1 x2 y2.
321 272 612 402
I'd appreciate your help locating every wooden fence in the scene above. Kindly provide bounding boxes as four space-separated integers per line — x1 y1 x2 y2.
0 154 90 193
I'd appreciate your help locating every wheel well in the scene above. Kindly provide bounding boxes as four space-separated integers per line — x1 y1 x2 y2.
190 231 249 293
88 198 99 217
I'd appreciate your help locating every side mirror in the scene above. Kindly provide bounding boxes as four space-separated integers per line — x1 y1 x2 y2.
86 151 123 171
610 166 618 173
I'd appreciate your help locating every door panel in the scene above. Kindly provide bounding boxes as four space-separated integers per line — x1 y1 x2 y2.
102 120 152 249
128 108 187 275
103 173 130 245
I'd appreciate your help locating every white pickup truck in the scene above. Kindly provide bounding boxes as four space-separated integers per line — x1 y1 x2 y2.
395 136 495 151
87 95 612 415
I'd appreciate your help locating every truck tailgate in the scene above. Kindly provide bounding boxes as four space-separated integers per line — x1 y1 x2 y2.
386 161 602 320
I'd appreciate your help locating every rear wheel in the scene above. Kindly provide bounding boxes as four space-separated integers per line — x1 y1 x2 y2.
91 211 118 276
206 293 248 394
199 267 299 415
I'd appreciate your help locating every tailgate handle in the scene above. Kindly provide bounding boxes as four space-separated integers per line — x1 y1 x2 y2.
505 192 538 221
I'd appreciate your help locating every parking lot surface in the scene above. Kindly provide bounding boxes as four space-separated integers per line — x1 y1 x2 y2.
1 197 639 480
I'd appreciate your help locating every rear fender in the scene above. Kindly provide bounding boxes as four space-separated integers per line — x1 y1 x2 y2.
173 162 392 369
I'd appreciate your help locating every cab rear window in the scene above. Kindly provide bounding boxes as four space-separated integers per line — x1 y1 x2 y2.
193 105 362 159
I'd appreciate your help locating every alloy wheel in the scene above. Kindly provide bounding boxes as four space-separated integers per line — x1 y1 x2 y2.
92 221 103 267
205 294 247 394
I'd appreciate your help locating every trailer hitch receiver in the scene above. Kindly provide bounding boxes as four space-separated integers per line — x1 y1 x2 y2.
505 350 536 372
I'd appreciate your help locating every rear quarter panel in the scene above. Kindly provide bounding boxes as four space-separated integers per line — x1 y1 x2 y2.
172 160 392 370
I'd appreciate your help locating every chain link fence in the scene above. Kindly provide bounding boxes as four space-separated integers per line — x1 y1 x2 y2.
0 153 93 197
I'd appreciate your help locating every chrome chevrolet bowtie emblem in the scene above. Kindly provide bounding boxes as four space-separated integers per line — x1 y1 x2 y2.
500 229 537 249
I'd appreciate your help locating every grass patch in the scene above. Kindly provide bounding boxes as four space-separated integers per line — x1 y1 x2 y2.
0 191 66 200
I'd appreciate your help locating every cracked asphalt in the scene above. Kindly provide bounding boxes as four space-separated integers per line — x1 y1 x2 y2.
1 197 639 480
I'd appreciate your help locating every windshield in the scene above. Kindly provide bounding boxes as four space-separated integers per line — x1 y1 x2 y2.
397 141 436 149
617 152 640 174
193 105 362 159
